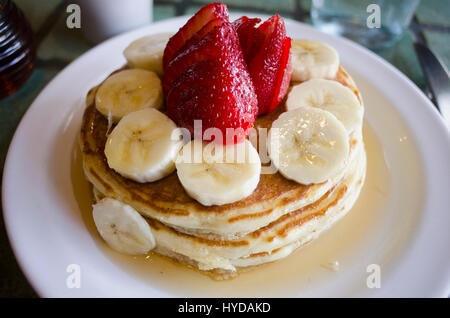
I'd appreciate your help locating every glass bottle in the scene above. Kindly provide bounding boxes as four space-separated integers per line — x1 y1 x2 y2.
0 0 36 98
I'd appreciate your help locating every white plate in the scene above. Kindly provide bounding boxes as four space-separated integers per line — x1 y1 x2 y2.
3 15 450 298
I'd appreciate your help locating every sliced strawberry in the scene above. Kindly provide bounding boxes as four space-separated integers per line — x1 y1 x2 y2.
167 61 213 122
184 17 226 48
162 3 228 72
257 15 277 36
248 15 287 114
233 16 261 61
162 17 227 95
246 27 265 62
166 22 257 144
271 37 292 110
234 14 292 115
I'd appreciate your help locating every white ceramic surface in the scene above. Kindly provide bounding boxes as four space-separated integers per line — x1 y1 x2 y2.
76 0 153 43
2 15 450 297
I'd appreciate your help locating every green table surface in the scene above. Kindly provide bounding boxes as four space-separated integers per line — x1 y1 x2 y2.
0 0 449 297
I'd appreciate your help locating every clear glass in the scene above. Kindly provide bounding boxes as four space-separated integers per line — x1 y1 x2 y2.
311 0 420 50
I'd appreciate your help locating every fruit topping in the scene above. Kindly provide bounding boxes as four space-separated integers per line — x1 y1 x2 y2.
162 2 229 72
234 15 292 115
164 22 257 144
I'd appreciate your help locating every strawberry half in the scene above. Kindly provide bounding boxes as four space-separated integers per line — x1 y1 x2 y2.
162 2 228 72
234 15 292 115
162 17 227 95
271 37 292 110
233 16 262 62
165 22 257 144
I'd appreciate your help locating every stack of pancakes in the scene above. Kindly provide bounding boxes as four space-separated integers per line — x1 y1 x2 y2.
80 66 366 279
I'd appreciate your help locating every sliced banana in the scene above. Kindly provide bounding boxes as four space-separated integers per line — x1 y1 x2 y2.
268 107 349 185
95 69 163 122
123 33 173 75
286 78 363 133
176 139 261 206
93 198 155 255
105 108 183 183
290 39 339 82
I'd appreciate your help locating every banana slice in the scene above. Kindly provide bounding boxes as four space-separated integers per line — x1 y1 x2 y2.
290 39 339 82
123 33 174 75
286 78 363 133
105 108 183 183
268 107 349 185
95 69 163 122
176 139 261 206
93 198 155 255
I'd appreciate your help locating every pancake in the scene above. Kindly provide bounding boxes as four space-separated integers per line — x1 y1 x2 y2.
80 67 364 237
91 141 365 277
80 65 366 278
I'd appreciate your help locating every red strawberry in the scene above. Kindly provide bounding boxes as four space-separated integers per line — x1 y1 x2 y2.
234 15 292 115
184 17 226 48
233 16 262 61
162 17 227 95
271 37 292 109
163 3 228 72
166 22 257 144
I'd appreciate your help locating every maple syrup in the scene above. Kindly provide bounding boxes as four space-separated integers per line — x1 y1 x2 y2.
0 0 36 98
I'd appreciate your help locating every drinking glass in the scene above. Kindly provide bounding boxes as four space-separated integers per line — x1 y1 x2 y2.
311 0 420 50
